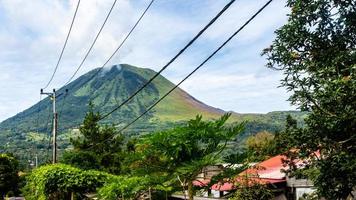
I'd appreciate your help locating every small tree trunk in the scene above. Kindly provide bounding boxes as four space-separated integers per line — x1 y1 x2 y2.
188 181 194 200
149 187 151 200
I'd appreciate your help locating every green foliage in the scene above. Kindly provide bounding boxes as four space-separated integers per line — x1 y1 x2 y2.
22 164 114 200
130 114 245 200
229 183 273 200
61 150 100 170
299 191 320 200
71 102 124 154
68 102 124 174
22 164 172 200
138 113 244 175
263 0 356 198
98 175 171 200
0 154 19 197
245 131 276 162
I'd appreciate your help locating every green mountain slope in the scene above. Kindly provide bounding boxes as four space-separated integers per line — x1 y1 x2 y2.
0 64 307 135
0 64 226 134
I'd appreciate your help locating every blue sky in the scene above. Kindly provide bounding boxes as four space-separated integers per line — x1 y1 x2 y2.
0 0 295 122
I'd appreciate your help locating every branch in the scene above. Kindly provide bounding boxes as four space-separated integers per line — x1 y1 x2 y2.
214 139 228 159
300 84 337 117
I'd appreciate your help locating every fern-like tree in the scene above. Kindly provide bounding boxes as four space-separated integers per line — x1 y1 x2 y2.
133 113 244 200
263 0 356 198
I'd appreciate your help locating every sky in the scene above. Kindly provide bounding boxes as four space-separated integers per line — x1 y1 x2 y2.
0 0 295 122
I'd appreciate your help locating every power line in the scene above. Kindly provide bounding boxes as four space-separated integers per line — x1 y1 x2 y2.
63 0 119 86
117 0 273 133
43 0 81 89
70 0 155 90
98 0 236 121
85 0 273 150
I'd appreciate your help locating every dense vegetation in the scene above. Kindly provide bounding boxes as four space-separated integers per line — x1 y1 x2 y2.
263 0 356 198
0 154 20 199
22 112 245 200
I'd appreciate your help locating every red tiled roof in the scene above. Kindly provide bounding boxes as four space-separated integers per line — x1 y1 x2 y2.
211 182 234 191
193 179 210 187
208 155 289 191
240 155 288 180
194 153 318 191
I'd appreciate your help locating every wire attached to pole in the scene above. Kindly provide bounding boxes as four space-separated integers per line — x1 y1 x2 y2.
43 0 81 89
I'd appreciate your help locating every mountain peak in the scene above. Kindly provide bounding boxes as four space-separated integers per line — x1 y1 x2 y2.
0 64 224 133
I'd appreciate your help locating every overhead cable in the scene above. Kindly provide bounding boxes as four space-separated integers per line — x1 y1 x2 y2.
43 0 81 89
63 0 119 86
99 0 236 121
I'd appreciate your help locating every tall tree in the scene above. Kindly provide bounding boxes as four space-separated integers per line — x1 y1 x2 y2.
66 102 124 174
263 0 356 199
0 154 19 199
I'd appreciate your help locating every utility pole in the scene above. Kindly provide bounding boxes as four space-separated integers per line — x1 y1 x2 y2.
40 88 67 164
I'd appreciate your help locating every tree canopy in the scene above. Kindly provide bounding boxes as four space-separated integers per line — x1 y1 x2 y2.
263 0 356 199
0 154 19 199
64 102 124 174
129 113 245 200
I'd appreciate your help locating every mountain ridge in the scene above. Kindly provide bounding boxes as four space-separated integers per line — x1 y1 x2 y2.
0 64 306 134
0 64 228 133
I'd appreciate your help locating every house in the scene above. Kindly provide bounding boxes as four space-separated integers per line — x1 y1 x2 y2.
186 154 317 200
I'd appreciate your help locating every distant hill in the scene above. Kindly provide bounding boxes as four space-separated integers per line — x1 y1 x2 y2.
0 64 307 165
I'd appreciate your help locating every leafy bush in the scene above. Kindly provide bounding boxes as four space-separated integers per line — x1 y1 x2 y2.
98 176 148 200
98 175 172 200
22 164 171 200
22 164 114 200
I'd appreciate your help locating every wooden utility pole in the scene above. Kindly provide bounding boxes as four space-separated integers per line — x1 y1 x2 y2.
40 88 66 164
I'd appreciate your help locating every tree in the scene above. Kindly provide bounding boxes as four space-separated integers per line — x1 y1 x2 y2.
230 181 273 200
245 131 275 161
263 0 356 199
67 102 124 174
133 114 245 200
62 150 100 170
0 154 19 199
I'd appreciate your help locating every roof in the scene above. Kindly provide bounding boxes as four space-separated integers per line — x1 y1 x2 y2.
195 155 290 191
241 154 288 180
193 179 210 187
202 152 319 191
